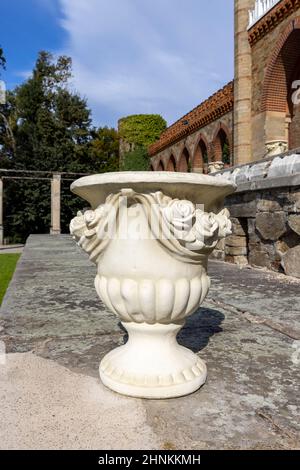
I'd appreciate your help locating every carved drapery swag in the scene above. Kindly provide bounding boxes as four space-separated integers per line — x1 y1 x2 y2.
70 189 232 265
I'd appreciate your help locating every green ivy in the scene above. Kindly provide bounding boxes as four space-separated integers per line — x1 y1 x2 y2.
120 146 150 171
118 114 166 148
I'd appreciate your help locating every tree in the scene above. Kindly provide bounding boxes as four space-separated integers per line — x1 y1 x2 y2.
118 114 167 148
118 114 166 171
2 51 119 242
90 127 119 173
121 146 150 171
0 47 15 167
0 46 6 73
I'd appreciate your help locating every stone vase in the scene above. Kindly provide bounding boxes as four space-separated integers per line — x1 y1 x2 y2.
70 172 235 399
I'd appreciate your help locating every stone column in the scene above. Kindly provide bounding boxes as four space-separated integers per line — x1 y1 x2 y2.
0 178 3 245
50 173 61 235
234 0 255 165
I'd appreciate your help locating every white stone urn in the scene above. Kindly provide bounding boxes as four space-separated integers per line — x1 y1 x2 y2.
70 172 236 399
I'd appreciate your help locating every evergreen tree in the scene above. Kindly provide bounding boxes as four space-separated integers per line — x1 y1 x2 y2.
0 46 5 71
0 47 16 167
90 127 119 173
1 51 119 242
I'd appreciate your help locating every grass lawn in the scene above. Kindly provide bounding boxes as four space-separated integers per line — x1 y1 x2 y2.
0 254 21 305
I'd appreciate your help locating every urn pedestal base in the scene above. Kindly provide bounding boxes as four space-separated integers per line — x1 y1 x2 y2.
99 322 207 399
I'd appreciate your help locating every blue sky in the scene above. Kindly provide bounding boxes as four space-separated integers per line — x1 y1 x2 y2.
1 0 234 128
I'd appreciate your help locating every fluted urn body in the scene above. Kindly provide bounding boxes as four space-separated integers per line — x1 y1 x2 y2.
70 172 236 398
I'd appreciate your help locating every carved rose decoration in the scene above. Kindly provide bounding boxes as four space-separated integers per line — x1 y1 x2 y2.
70 190 232 262
70 205 107 241
162 199 195 239
184 210 219 251
215 208 232 238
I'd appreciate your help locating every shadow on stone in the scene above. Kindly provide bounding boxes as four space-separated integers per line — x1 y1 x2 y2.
177 307 225 353
118 307 224 354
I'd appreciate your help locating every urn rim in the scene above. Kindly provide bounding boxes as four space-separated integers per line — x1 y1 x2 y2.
70 171 236 210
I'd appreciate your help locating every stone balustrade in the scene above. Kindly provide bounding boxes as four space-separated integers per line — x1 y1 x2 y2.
248 0 282 29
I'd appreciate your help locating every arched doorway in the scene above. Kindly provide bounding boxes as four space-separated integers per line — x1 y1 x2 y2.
156 161 164 171
178 147 190 172
193 137 208 173
262 22 300 151
213 127 231 166
166 155 176 172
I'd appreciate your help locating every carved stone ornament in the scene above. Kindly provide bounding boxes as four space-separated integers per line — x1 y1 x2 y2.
265 140 288 157
208 161 225 174
70 172 236 398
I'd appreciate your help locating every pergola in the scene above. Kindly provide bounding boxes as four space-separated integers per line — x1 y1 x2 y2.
0 169 92 245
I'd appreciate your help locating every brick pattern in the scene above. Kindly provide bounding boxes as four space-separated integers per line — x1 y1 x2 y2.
150 112 233 172
148 82 233 157
248 0 300 46
262 22 300 113
251 9 300 158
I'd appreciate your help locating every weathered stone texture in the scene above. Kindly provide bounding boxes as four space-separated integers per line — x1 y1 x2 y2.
256 198 282 213
282 245 300 278
231 217 247 236
226 235 247 248
225 245 248 256
213 185 300 277
288 214 300 236
256 212 287 241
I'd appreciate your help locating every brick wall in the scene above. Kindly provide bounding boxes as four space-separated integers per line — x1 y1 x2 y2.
250 5 300 159
151 111 233 172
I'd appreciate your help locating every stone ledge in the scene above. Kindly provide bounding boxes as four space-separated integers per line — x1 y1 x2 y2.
214 151 300 192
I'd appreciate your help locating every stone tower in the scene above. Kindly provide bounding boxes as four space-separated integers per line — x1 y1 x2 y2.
234 0 255 165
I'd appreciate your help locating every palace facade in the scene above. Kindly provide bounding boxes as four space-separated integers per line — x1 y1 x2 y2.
149 0 300 173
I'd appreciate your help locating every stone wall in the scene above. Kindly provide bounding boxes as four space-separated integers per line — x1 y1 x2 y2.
212 151 300 278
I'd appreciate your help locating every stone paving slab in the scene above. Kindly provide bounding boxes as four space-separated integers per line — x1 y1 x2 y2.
207 261 300 333
0 234 299 449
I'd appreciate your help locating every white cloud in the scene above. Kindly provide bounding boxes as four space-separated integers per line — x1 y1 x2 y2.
15 70 33 80
57 0 233 127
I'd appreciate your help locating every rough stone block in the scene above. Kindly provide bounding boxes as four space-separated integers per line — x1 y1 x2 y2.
231 217 247 236
275 231 300 257
281 246 300 278
288 214 300 236
287 190 300 212
225 254 248 265
227 199 257 218
256 198 282 212
247 218 256 234
256 212 287 241
275 240 289 257
225 245 247 256
226 235 247 248
248 248 271 269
